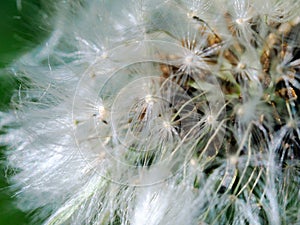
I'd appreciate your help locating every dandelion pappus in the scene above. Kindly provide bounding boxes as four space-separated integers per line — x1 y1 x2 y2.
159 62 196 94
224 12 239 37
194 14 250 84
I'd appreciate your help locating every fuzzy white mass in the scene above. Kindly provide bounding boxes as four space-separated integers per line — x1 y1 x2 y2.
1 0 300 224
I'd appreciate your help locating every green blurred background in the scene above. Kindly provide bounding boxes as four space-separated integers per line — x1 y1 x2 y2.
0 1 50 224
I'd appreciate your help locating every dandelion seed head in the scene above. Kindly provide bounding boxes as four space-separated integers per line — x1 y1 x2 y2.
1 0 300 224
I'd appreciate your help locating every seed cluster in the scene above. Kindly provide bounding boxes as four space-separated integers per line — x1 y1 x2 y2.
2 1 300 224
154 11 300 166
